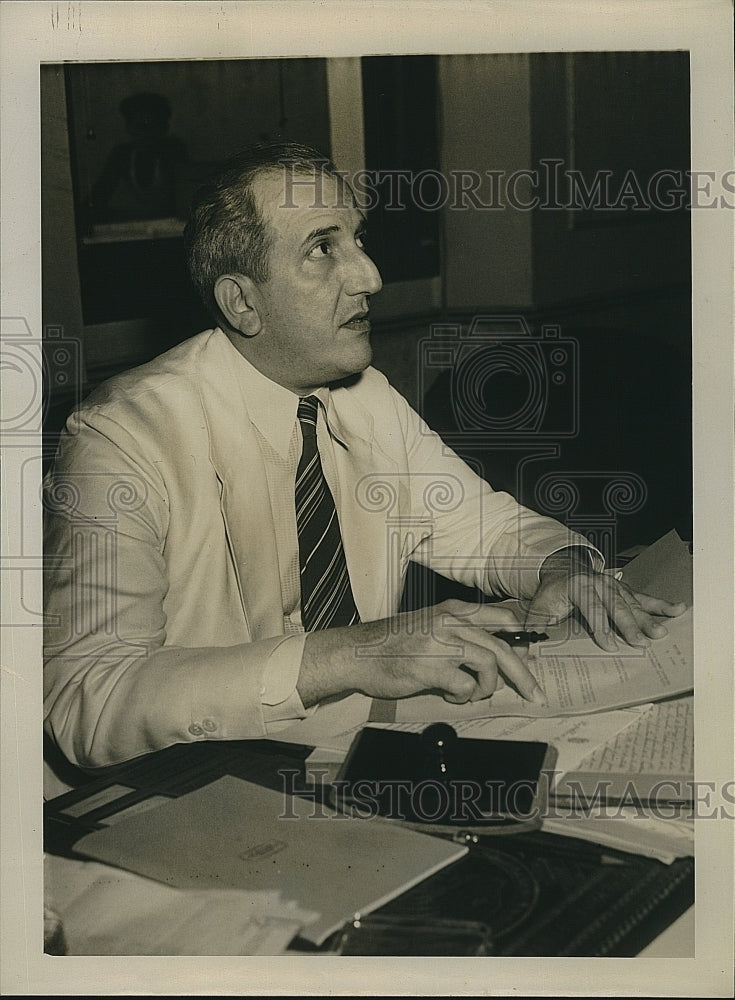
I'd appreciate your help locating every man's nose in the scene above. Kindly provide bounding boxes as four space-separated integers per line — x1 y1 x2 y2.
346 248 383 296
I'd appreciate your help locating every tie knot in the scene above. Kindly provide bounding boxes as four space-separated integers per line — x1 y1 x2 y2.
297 395 320 432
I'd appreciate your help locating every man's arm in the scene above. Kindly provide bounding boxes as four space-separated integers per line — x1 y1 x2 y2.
43 411 306 769
43 393 543 770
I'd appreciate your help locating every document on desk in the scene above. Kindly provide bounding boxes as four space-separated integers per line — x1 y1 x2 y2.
270 611 690 745
74 775 468 947
46 854 315 955
396 530 693 724
395 607 692 723
541 808 694 864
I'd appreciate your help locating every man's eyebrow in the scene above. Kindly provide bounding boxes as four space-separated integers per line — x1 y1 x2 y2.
301 218 367 247
301 224 340 247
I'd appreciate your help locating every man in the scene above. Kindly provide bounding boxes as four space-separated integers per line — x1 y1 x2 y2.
43 142 684 771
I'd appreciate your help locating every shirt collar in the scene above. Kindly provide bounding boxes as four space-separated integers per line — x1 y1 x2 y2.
225 334 347 457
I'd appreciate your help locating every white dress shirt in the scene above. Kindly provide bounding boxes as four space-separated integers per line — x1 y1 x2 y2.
233 351 346 728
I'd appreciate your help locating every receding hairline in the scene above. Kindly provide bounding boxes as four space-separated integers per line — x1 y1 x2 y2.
248 162 357 211
246 165 361 259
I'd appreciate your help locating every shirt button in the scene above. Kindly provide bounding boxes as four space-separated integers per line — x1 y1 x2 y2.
202 718 217 732
188 723 203 736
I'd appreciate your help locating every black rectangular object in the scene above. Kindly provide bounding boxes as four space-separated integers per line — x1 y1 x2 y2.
334 727 555 828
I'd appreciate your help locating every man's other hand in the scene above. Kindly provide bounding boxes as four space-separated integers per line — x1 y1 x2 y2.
527 549 687 651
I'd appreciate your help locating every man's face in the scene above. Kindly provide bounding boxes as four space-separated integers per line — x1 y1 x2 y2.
245 168 383 394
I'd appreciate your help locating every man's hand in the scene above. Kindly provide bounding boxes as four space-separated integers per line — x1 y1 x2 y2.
297 601 547 709
526 548 687 651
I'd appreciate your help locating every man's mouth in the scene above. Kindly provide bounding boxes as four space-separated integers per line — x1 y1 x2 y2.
341 311 371 332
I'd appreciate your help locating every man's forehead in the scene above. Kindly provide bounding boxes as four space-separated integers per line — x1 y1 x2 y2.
254 168 361 237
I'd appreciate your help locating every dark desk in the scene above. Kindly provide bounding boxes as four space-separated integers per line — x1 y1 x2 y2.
44 738 694 957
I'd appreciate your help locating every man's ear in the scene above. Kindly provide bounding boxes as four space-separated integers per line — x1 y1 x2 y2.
214 273 262 336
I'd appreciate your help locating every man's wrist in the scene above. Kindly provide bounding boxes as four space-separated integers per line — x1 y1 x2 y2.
298 626 363 707
539 545 596 582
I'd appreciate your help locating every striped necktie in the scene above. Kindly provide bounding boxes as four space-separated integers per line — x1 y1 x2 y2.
295 395 360 631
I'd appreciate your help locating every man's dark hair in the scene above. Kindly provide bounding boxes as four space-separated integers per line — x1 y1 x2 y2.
184 141 342 324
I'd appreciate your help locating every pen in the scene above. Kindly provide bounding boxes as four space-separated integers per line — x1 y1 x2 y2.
492 630 549 647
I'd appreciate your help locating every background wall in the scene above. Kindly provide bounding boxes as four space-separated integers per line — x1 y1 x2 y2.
439 53 534 308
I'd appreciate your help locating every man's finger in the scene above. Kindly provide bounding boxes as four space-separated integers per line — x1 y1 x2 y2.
468 635 546 704
598 582 653 647
571 574 618 651
460 655 499 702
598 581 688 646
632 591 688 617
621 594 670 641
434 636 501 703
618 589 687 640
426 659 478 704
443 628 542 704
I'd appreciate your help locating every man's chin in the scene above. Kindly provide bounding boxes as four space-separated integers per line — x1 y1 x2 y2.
354 341 373 373
330 344 373 387
346 336 373 370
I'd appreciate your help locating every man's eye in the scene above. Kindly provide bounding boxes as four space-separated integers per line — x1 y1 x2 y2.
308 241 331 258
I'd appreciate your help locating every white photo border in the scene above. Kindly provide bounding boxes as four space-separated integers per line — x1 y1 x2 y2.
1 1 733 995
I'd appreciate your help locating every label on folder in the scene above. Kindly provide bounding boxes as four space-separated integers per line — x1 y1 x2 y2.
74 775 468 946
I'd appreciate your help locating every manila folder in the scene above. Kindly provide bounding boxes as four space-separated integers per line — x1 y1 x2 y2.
75 775 468 946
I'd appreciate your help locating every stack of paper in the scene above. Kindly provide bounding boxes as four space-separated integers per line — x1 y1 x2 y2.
540 532 694 862
541 810 694 865
45 853 315 955
541 694 694 863
396 531 693 723
273 532 693 740
393 604 692 722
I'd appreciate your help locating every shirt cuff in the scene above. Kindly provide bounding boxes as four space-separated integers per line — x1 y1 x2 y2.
260 632 312 728
538 541 604 579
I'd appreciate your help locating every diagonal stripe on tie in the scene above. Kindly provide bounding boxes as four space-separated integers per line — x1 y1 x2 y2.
295 395 361 631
